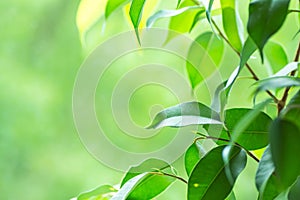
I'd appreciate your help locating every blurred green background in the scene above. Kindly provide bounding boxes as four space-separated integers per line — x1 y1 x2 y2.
0 0 298 199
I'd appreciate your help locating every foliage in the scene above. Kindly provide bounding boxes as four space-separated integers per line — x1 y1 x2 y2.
75 0 300 199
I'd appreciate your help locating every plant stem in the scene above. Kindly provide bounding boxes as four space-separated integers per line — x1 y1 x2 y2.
194 134 260 163
277 41 300 114
149 172 188 184
211 19 279 103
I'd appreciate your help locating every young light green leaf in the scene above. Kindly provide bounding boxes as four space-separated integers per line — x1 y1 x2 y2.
255 146 274 191
265 41 289 74
247 0 291 60
288 177 300 200
220 0 243 51
190 8 221 32
129 0 146 44
166 0 200 42
77 185 117 200
105 0 130 19
255 76 300 96
146 6 203 28
147 101 222 129
118 159 175 200
188 145 246 200
184 142 206 176
270 118 300 188
186 31 224 89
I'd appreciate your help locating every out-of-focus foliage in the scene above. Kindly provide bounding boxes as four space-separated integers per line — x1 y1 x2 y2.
0 0 122 199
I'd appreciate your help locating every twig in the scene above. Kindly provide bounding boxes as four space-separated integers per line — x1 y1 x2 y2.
211 19 279 104
194 133 260 162
149 171 188 184
278 41 300 114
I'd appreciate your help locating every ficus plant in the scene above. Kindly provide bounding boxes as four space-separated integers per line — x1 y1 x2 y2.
74 0 300 199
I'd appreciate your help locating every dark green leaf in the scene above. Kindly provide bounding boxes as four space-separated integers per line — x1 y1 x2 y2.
270 118 300 188
105 0 130 19
207 101 272 150
184 142 206 176
247 0 291 60
255 76 300 96
186 32 224 89
77 185 117 200
147 101 222 129
118 159 175 200
264 41 288 73
281 89 300 129
129 0 146 44
177 0 182 8
188 145 246 200
259 175 282 200
220 0 243 51
146 6 203 28
289 177 300 200
255 146 274 191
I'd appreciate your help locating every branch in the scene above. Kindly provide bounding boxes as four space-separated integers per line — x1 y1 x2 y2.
211 19 279 104
149 172 188 184
278 41 300 114
194 133 260 163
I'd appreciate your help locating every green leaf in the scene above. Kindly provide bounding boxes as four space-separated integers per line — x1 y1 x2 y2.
118 159 175 200
255 76 300 96
220 0 243 51
186 31 224 89
129 0 147 44
247 0 291 60
166 0 200 42
213 37 257 113
227 108 271 150
111 173 148 200
184 142 206 176
206 108 272 150
177 0 182 8
259 175 283 200
147 101 222 129
77 185 117 200
269 118 300 188
120 158 170 186
146 6 203 28
288 177 300 200
281 89 300 129
255 146 274 191
105 0 130 19
190 8 221 32
188 145 246 200
264 41 288 74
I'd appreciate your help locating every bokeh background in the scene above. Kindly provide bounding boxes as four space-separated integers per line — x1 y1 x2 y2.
0 0 298 199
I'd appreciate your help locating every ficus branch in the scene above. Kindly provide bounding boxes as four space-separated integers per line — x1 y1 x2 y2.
194 133 260 163
211 19 279 104
149 171 188 184
277 41 300 114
